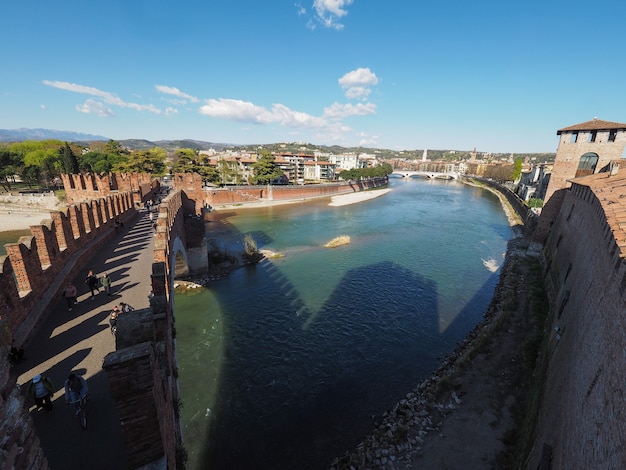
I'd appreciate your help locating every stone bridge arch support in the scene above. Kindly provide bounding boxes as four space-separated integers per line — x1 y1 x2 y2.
171 236 190 279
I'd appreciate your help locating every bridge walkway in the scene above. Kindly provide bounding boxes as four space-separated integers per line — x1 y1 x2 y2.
13 209 156 470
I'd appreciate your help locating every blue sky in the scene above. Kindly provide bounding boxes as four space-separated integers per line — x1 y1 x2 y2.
1 0 625 153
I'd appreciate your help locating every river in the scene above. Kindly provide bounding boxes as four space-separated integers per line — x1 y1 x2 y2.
175 177 513 469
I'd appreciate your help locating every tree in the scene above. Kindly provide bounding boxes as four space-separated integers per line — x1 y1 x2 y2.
251 151 285 185
511 158 523 182
113 147 166 175
0 147 21 191
171 149 199 174
60 142 80 174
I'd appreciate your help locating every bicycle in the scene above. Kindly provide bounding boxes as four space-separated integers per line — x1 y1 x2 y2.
69 394 88 429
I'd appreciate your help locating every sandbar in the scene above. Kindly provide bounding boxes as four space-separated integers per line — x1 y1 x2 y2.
328 188 391 207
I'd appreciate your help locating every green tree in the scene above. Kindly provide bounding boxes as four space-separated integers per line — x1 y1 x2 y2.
80 151 125 174
113 147 166 175
0 147 21 191
60 142 80 174
512 158 523 182
251 151 285 185
171 149 199 173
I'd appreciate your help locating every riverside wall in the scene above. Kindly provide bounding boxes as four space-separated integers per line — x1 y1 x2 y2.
171 172 389 212
526 174 626 469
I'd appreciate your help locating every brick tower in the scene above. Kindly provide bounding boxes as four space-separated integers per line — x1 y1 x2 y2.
533 118 626 243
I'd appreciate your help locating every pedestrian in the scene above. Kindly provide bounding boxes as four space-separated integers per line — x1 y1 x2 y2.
120 302 134 313
9 340 24 364
85 270 100 300
109 305 120 334
100 272 112 296
27 374 54 412
62 282 78 311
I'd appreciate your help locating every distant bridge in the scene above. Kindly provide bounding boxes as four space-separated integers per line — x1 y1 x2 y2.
390 170 461 180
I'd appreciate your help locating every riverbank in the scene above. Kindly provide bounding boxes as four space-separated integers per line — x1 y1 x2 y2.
210 186 391 211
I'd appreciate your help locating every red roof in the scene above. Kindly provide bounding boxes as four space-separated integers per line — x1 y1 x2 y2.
557 118 626 134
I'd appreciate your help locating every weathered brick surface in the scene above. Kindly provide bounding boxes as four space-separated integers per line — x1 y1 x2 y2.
103 342 165 468
0 321 48 470
0 190 136 342
61 173 159 208
529 171 626 468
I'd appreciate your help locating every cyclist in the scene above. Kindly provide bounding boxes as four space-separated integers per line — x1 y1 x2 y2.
64 373 88 414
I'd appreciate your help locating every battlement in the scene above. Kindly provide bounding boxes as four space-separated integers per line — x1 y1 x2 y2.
0 190 135 342
61 172 159 207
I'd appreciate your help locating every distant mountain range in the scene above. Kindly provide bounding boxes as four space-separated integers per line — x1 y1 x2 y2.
0 128 109 143
0 128 229 152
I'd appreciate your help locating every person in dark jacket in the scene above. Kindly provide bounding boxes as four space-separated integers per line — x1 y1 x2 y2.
85 270 100 299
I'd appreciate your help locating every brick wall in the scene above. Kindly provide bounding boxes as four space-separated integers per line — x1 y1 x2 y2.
527 179 626 468
0 191 136 344
535 128 626 243
104 185 186 469
176 175 389 210
103 342 165 468
62 173 159 208
0 322 48 470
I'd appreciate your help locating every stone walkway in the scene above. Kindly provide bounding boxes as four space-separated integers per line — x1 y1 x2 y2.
14 209 156 470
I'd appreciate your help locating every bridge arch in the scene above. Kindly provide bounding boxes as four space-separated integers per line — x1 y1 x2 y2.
171 235 190 279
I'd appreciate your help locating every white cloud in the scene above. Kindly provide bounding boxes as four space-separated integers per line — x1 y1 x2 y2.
339 67 379 88
165 107 178 117
295 3 307 16
155 85 199 103
344 86 370 100
199 98 328 129
323 102 376 119
76 99 114 117
338 67 379 100
43 80 162 115
313 0 353 30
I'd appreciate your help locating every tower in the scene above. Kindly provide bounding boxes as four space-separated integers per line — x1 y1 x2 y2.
533 118 626 243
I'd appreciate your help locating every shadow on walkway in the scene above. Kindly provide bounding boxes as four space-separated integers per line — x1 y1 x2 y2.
13 209 157 470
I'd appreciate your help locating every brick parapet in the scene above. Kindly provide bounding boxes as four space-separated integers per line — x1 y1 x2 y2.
103 342 165 468
0 321 48 470
528 175 626 468
62 173 159 208
0 191 136 341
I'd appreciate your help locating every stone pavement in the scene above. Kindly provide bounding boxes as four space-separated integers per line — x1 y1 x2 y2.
14 209 156 470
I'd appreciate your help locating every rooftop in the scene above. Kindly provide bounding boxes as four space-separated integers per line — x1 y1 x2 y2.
557 118 626 134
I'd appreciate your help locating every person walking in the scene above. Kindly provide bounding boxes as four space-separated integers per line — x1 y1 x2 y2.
120 302 134 313
62 282 78 311
27 374 55 412
85 270 100 300
100 272 112 297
